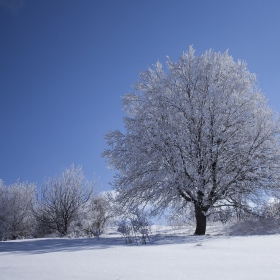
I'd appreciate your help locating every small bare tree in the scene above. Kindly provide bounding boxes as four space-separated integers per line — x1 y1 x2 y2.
34 165 94 236
130 208 152 244
117 219 134 243
82 194 114 238
117 208 152 244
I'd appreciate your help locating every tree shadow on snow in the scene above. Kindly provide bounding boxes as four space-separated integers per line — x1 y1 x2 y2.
0 236 126 254
0 233 220 255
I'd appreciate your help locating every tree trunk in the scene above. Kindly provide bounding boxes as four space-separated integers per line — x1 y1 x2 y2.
194 204 207 235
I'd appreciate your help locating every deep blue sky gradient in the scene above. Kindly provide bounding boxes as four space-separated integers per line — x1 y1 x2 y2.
1 0 280 191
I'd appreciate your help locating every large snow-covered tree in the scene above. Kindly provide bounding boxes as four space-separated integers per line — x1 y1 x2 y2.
103 47 280 235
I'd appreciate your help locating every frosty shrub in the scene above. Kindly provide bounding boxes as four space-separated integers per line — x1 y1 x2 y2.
103 46 280 235
0 180 36 240
130 209 152 244
81 194 114 239
117 219 133 244
117 208 152 244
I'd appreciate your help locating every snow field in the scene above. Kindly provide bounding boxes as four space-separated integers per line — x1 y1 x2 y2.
1 225 280 280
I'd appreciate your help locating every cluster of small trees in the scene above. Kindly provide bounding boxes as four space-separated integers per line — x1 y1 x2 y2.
0 165 113 240
0 165 154 243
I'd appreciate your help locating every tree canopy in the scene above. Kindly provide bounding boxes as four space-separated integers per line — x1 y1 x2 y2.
103 47 280 235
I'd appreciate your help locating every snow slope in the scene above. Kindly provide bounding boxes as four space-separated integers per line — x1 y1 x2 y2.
1 224 280 280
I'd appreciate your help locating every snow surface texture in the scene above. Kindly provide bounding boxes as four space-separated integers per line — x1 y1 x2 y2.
1 222 280 280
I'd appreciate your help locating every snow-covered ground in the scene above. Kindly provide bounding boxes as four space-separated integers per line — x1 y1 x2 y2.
1 222 280 280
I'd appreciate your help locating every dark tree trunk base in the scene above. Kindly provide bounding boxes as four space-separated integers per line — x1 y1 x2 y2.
194 204 207 235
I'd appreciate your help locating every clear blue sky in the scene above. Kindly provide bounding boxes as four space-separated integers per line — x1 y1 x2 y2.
1 0 280 191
